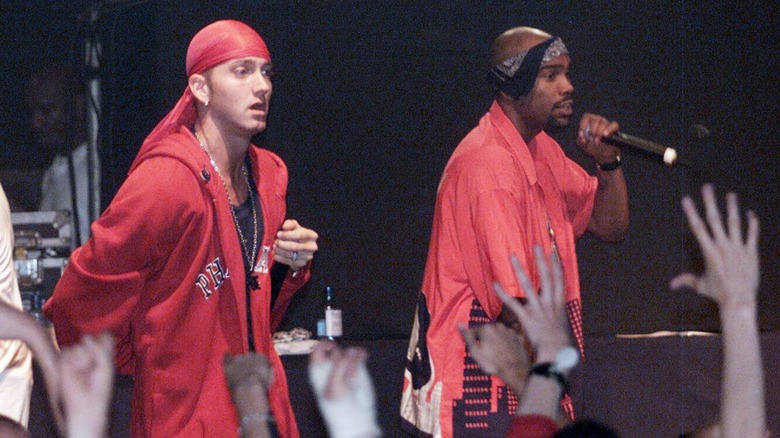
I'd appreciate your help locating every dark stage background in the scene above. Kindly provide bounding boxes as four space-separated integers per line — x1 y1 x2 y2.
2 1 778 342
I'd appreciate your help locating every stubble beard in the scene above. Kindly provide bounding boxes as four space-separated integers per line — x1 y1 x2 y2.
547 113 571 129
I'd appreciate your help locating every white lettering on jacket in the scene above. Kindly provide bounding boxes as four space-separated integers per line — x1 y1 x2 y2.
195 257 229 299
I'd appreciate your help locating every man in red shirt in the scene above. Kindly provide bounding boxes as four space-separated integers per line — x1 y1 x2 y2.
400 26 629 437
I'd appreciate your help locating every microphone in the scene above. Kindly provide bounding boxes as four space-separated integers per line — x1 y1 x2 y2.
601 131 685 167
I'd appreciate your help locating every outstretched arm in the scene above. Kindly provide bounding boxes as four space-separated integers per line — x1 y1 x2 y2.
223 353 274 438
670 184 764 438
59 332 115 438
0 301 63 433
1 304 118 438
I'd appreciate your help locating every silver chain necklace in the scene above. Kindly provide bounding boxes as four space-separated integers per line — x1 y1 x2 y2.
195 131 259 288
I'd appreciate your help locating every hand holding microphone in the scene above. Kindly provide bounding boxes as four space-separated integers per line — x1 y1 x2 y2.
580 114 701 167
601 131 683 167
577 113 623 168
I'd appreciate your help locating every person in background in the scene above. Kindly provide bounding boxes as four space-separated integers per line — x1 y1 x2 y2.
44 19 318 437
0 182 33 427
401 25 628 437
24 63 98 246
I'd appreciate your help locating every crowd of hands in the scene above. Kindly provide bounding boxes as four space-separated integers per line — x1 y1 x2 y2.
0 184 768 438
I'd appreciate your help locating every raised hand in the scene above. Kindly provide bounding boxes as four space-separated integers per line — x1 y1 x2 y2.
495 246 572 364
670 184 760 308
59 332 115 438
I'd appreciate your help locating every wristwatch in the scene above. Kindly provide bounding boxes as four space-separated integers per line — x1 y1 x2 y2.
597 155 622 171
529 346 580 393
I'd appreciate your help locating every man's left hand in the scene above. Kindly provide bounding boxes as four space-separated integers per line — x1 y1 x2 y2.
274 219 318 270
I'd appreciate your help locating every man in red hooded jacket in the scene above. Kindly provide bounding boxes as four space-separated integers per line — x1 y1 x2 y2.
44 20 318 437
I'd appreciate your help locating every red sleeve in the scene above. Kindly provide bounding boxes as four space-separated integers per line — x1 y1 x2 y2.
269 262 311 331
506 414 559 438
43 157 204 372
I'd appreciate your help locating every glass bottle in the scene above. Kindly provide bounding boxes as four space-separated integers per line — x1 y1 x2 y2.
323 286 342 341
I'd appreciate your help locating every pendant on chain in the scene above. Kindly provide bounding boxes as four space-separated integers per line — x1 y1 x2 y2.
247 270 260 290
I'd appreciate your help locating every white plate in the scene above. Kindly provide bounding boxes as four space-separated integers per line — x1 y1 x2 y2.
274 339 319 355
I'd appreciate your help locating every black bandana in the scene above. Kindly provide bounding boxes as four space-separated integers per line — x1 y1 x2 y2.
489 36 568 99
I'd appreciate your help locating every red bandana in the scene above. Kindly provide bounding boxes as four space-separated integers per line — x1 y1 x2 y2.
130 20 271 171
186 19 271 76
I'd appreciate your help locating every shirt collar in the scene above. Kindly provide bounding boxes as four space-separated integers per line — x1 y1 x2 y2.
487 100 538 186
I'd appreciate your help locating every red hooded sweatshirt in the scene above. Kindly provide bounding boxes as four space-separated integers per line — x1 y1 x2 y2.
44 125 308 437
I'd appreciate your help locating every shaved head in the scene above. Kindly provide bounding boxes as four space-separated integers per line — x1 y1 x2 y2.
487 26 574 140
490 27 552 67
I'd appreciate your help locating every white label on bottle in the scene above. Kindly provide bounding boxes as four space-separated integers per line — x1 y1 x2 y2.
325 309 342 337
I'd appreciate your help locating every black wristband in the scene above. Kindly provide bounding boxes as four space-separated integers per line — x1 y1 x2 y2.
597 155 622 171
530 362 569 394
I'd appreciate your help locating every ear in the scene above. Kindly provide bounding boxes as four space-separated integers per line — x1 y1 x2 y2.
188 74 209 105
